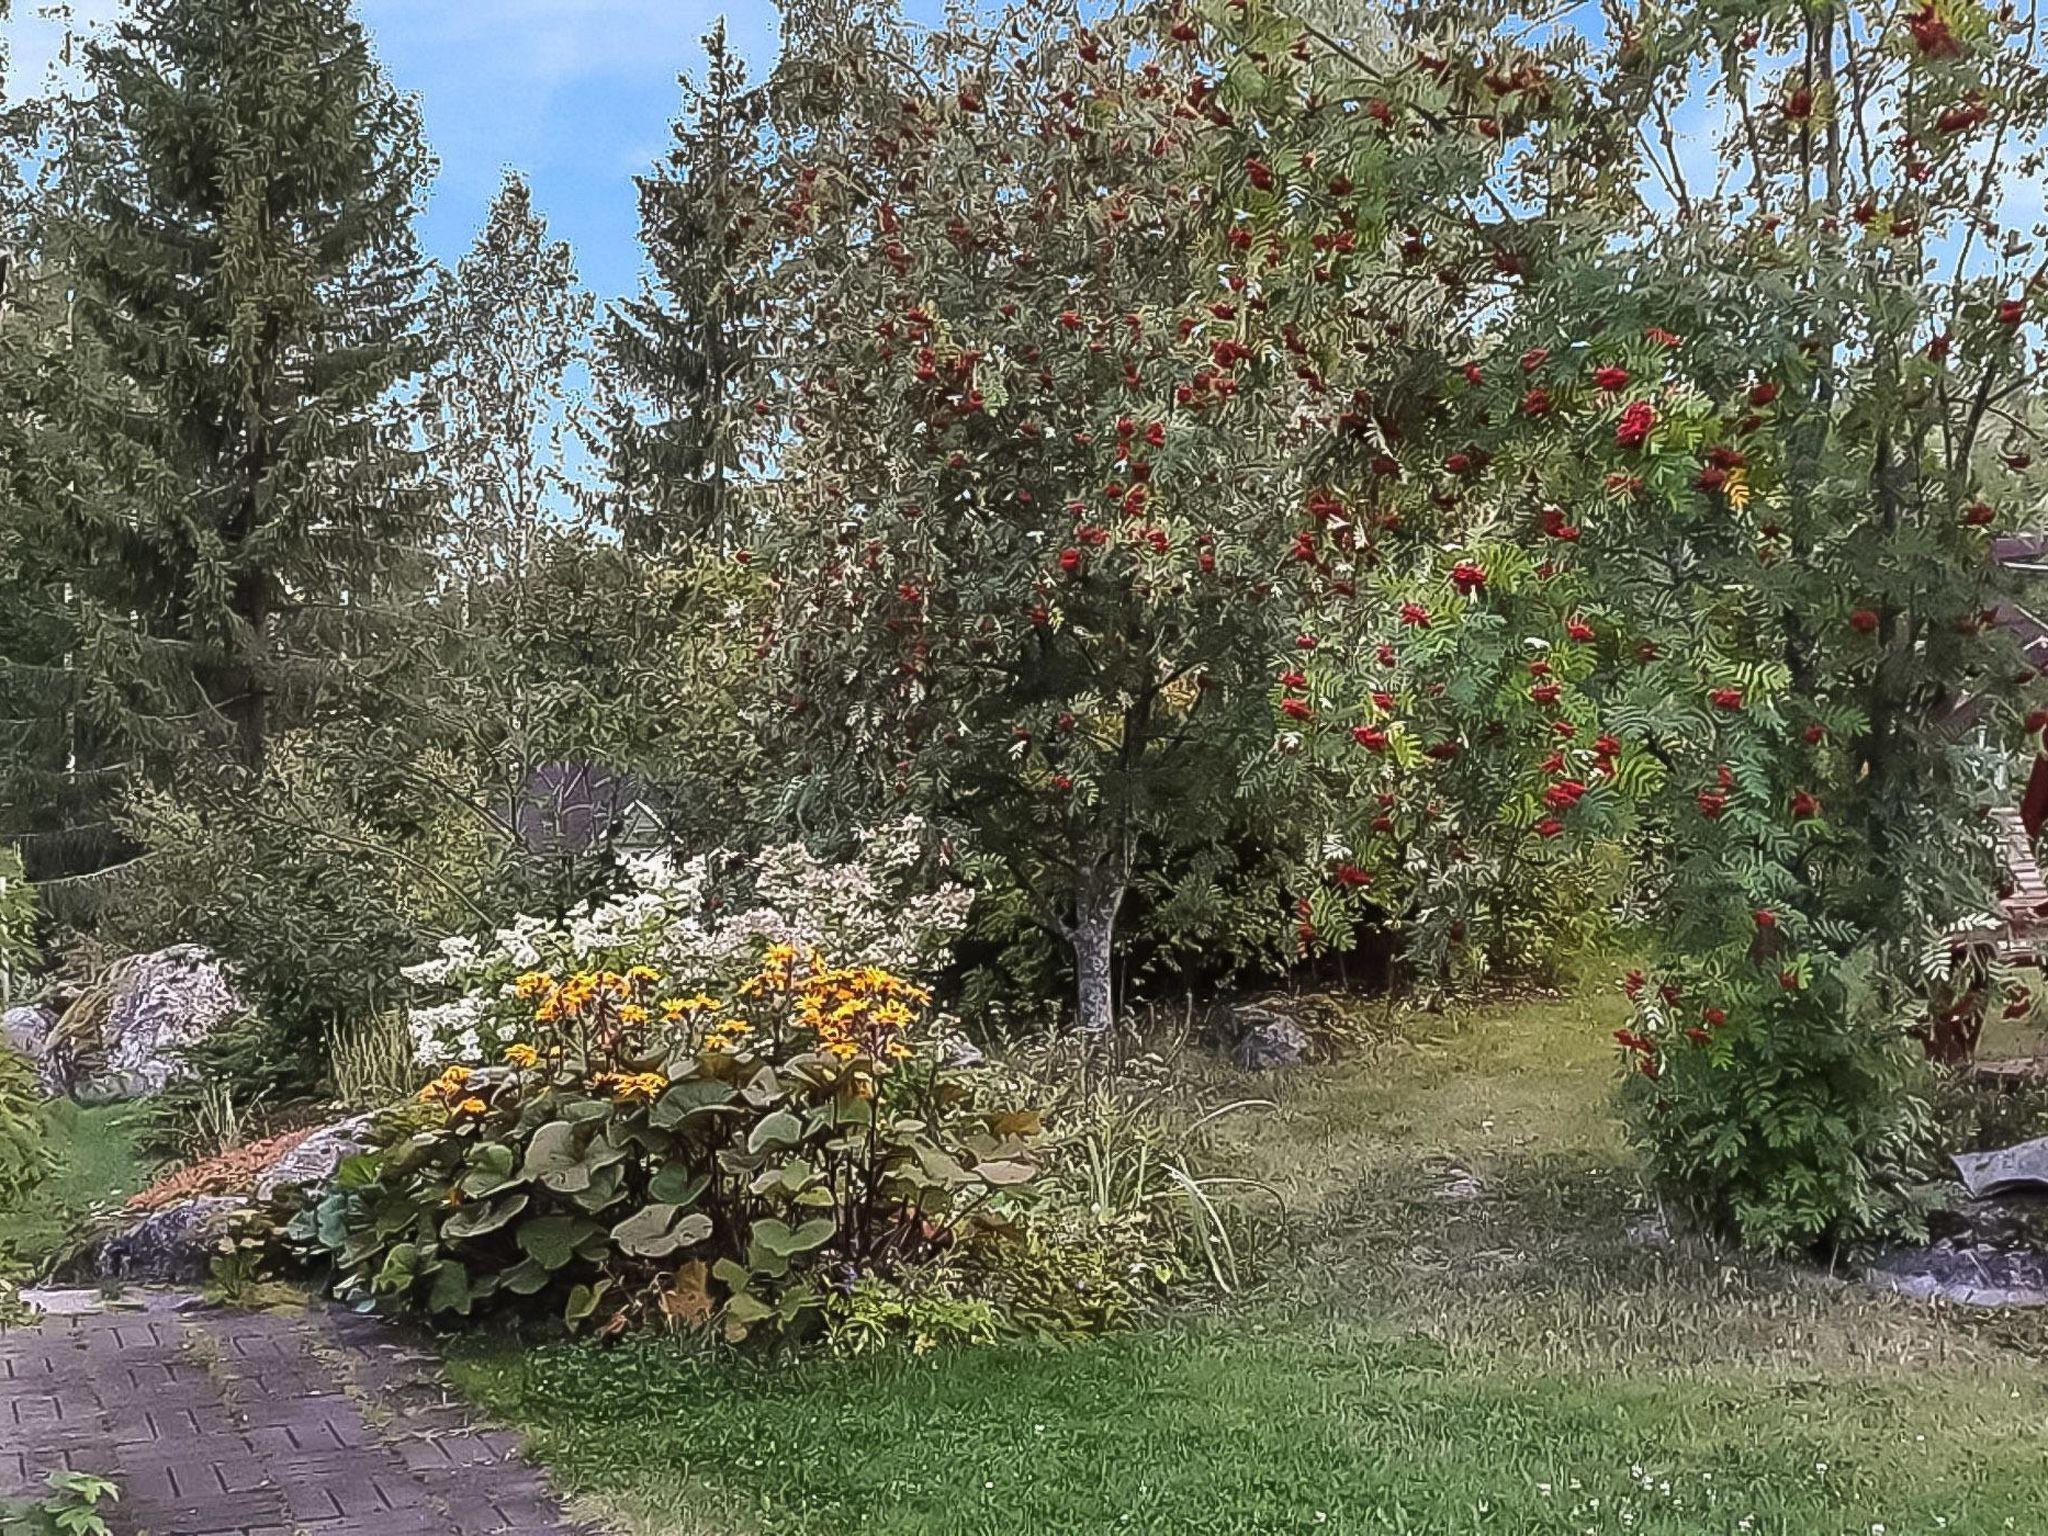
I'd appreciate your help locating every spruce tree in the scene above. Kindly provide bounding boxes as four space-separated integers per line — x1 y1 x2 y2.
51 0 436 776
595 20 769 550
0 10 138 890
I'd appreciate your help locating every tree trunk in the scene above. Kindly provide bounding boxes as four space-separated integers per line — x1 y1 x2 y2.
1068 859 1125 1034
220 570 270 772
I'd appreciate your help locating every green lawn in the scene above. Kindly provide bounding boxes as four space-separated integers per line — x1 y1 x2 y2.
0 1100 154 1275
441 989 2048 1532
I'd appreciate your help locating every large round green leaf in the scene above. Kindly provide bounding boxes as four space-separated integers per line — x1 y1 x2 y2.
516 1214 596 1270
610 1203 713 1258
441 1191 529 1241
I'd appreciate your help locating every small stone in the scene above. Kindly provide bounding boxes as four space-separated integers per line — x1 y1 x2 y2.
1437 1169 1484 1202
1627 1213 1675 1248
1229 1005 1314 1072
16 1287 110 1317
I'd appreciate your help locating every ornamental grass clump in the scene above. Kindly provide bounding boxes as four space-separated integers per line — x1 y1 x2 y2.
292 943 1042 1341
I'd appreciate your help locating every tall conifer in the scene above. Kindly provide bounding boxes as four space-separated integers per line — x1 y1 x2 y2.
52 0 436 774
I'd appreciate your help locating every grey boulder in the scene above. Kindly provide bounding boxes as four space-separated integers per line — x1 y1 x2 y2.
95 945 244 1098
256 1115 377 1202
92 1196 245 1284
1953 1136 2048 1200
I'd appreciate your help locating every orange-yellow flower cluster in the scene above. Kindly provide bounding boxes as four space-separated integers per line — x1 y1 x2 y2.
523 968 653 1025
418 1065 489 1120
738 943 815 998
703 1017 753 1054
590 1070 670 1104
791 963 929 1062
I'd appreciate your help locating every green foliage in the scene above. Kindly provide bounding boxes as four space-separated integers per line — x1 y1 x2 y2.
290 948 1042 1341
1622 964 1939 1253
0 1101 152 1278
1526 1 2048 1248
0 847 37 992
0 1472 119 1536
1206 0 2048 1248
822 1268 1003 1357
142 1017 296 1160
104 742 449 1105
326 1010 423 1112
21 0 437 784
0 1045 53 1208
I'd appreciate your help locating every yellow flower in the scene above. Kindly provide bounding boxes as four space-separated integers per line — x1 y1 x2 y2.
609 1071 669 1104
419 1066 474 1103
619 1003 650 1027
504 1043 540 1069
513 971 551 1000
626 965 661 986
455 1096 488 1117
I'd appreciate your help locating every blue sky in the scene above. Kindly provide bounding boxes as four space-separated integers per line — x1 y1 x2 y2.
356 0 791 298
5 3 2037 302
2 1 931 301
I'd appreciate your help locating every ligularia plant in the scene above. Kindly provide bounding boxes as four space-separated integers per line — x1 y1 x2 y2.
403 819 974 1064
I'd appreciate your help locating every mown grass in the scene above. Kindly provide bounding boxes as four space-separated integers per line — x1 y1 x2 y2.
450 987 2048 1535
0 1099 154 1274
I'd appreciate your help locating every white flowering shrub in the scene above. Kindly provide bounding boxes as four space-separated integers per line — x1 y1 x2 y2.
401 819 975 1065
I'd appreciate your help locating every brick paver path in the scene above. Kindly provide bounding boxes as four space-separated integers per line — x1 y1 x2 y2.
0 1295 593 1536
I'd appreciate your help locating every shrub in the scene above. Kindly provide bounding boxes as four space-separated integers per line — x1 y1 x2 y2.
0 1045 53 1207
144 1013 302 1159
400 818 972 1066
291 944 1042 1340
105 753 436 1102
823 1269 1004 1357
980 1033 1275 1310
1621 974 1937 1254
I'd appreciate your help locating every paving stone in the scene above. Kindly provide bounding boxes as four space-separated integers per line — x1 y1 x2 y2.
0 1299 587 1536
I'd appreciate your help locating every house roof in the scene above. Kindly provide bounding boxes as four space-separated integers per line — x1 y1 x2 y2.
510 761 669 855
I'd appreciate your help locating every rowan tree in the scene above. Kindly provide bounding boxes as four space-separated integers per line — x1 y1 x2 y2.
1140 0 1649 990
744 2 1588 1028
1226 0 2048 1248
